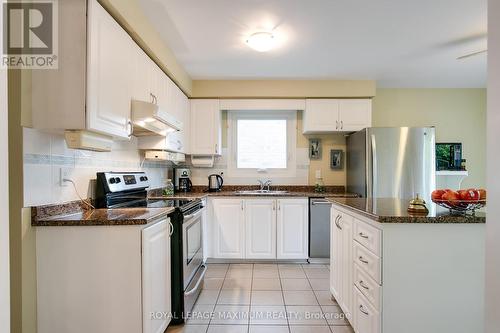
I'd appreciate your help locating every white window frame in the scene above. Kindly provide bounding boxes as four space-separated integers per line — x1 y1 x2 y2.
227 110 297 178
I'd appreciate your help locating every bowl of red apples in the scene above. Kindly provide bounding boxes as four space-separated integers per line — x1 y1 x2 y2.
431 188 486 214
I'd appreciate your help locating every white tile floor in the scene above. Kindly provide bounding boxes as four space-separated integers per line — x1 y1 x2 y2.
166 263 353 333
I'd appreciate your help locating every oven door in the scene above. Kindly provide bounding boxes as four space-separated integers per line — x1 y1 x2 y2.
182 208 205 289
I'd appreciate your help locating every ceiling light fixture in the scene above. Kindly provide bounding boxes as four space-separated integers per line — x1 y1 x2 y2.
246 32 275 52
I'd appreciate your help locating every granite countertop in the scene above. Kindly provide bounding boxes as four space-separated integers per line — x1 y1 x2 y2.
32 201 175 226
154 191 358 199
328 197 486 223
150 185 359 199
32 185 358 226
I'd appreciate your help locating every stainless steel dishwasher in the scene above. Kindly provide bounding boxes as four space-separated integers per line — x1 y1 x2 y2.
309 198 333 263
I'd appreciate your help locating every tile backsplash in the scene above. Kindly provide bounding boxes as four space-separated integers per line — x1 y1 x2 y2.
23 128 172 207
187 148 310 187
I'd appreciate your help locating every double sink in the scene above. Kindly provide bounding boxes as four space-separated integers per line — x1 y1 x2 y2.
235 190 289 195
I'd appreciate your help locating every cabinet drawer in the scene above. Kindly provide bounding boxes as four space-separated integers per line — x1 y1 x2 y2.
354 220 381 256
353 241 382 284
353 287 380 333
354 263 381 311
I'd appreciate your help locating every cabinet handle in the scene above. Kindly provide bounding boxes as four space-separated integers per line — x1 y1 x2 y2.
277 201 280 210
215 144 218 154
358 256 369 264
359 280 370 290
241 200 244 210
341 120 344 130
127 119 133 138
359 232 369 239
334 214 342 230
273 201 276 210
150 93 157 105
168 221 174 236
359 305 369 316
336 120 339 130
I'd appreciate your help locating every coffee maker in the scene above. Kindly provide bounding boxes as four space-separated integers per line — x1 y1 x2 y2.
174 168 192 192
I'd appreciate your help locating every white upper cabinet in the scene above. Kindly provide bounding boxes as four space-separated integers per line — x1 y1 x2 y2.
303 99 340 133
276 198 309 259
303 99 372 134
86 0 133 139
190 99 222 155
338 99 372 131
165 88 189 153
132 47 151 102
30 0 191 146
245 199 277 259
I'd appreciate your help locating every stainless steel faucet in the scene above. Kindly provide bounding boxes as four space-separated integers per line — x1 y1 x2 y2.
257 179 272 191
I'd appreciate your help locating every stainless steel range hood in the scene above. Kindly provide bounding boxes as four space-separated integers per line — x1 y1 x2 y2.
131 100 183 136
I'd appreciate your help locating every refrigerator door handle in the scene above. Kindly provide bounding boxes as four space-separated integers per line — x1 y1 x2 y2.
371 134 377 198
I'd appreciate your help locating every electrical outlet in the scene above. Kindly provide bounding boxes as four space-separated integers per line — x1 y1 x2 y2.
59 167 71 187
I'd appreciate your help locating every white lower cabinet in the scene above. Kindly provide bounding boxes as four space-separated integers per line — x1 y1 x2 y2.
212 199 246 258
330 203 485 333
36 218 172 333
210 198 308 260
276 198 309 259
142 220 171 333
353 287 380 333
330 207 353 315
245 199 277 259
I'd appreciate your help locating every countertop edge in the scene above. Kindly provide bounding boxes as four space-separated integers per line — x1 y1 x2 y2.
32 208 174 227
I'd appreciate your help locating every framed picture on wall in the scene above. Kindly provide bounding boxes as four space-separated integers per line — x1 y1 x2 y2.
309 139 322 160
330 149 344 170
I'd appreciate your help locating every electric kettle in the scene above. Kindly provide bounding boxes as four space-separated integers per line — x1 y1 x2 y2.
208 174 223 192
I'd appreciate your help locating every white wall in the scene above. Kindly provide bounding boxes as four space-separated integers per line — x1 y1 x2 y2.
486 0 500 331
0 2 10 332
23 129 172 206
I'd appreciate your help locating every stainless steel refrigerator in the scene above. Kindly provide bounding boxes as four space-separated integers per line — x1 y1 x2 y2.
346 127 436 203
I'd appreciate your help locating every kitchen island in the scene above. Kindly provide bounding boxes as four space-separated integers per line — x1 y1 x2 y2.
327 197 484 333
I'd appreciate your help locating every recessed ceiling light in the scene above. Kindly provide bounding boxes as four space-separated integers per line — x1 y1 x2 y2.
246 32 275 52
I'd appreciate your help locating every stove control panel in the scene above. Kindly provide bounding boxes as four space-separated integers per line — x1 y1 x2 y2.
97 172 150 193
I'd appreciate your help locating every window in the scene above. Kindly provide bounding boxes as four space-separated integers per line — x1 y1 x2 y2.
227 110 297 177
237 119 287 169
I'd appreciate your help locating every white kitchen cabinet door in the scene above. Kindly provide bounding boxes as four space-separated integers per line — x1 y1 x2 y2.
330 208 354 317
303 99 340 134
338 99 372 131
212 199 245 258
87 0 132 139
142 219 171 333
276 198 309 259
245 199 277 259
330 207 341 301
190 99 222 155
132 46 152 102
166 85 189 153
339 211 353 316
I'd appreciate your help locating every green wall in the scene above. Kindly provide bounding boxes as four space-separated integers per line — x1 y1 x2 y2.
373 89 487 189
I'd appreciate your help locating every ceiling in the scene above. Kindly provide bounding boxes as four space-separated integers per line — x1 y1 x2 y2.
139 0 487 87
